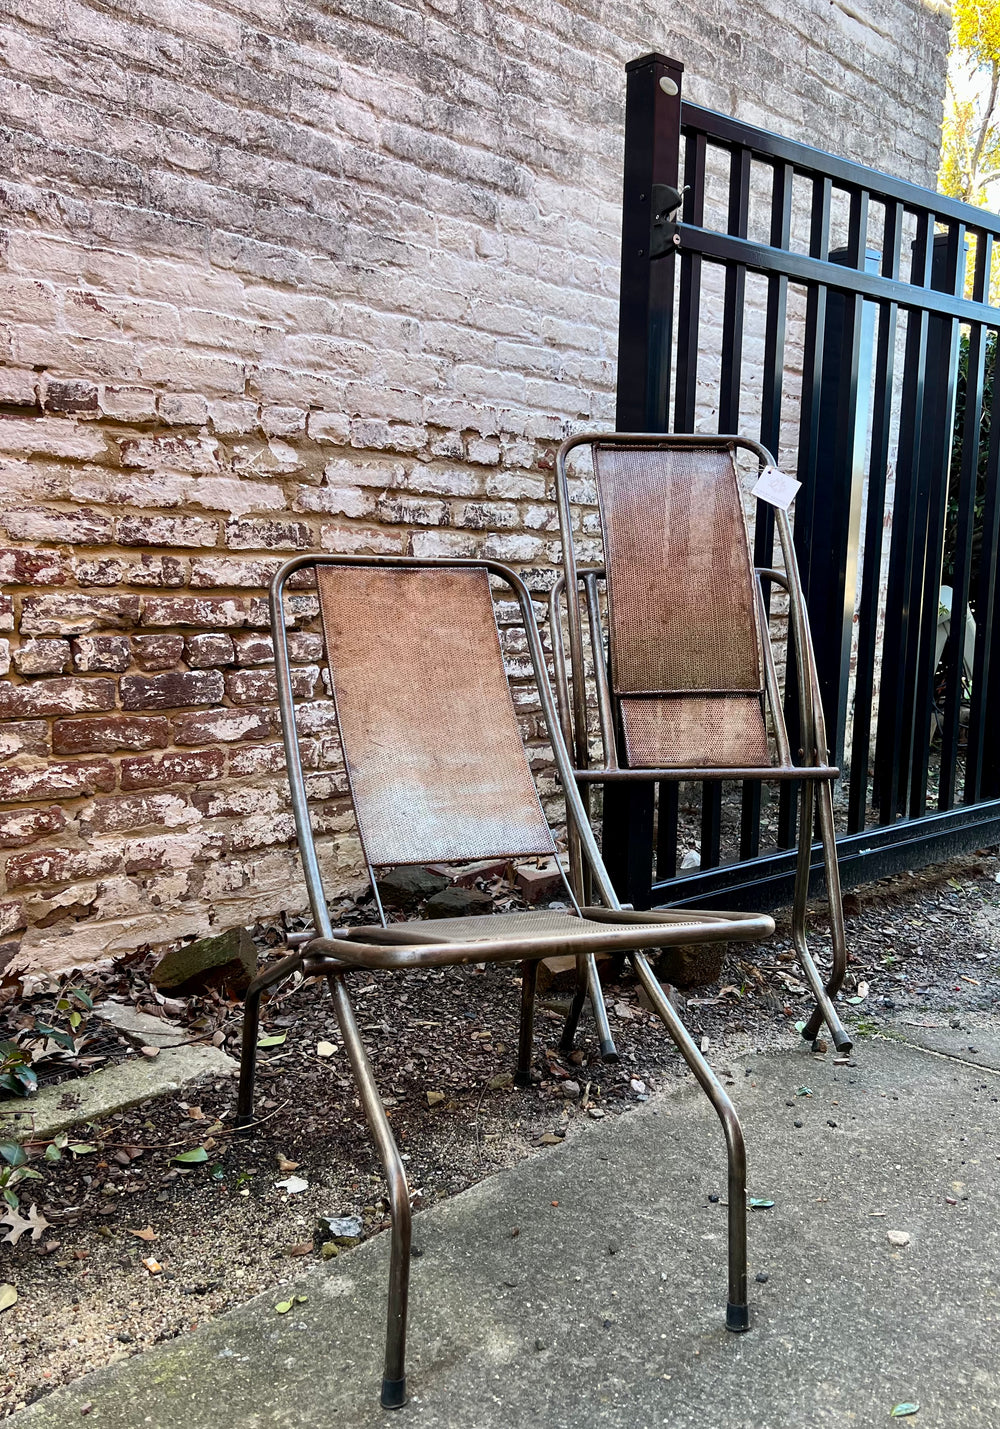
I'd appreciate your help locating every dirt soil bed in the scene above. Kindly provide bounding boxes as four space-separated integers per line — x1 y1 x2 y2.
2 850 999 1417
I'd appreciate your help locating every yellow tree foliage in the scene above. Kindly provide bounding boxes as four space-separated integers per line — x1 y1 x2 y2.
940 0 1000 205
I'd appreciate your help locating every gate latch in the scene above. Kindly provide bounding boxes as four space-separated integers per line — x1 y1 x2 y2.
650 183 684 258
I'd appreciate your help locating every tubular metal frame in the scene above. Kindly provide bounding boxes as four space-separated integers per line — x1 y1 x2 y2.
553 431 850 1054
236 552 776 1409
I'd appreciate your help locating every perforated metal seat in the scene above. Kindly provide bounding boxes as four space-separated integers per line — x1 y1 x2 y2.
236 552 775 1410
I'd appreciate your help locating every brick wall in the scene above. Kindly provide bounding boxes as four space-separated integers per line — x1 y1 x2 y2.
0 0 950 973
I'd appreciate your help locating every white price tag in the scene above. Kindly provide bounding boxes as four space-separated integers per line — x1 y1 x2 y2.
751 465 801 510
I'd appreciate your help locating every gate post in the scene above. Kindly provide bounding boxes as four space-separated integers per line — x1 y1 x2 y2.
604 53 683 907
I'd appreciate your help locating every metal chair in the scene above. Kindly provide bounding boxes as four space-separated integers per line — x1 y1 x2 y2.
552 431 851 1055
236 553 775 1409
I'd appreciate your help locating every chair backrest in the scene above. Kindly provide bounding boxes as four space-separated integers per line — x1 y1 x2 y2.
592 442 770 769
315 564 556 867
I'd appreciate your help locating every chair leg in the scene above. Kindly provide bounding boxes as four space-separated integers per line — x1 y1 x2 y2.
236 951 305 1134
800 780 852 1051
790 782 853 1055
515 958 538 1087
559 956 588 1054
328 975 412 1410
559 953 619 1062
630 952 748 1330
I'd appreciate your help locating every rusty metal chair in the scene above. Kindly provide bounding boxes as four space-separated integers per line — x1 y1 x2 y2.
552 431 850 1056
236 553 775 1409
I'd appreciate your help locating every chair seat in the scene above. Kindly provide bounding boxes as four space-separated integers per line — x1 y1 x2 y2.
343 907 706 946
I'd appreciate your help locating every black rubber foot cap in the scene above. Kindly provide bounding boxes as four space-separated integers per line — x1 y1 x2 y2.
726 1302 750 1333
234 1113 254 1137
513 1071 532 1088
600 1047 620 1064
381 1377 407 1410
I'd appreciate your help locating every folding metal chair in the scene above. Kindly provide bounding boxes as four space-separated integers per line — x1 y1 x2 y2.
236 553 775 1409
552 431 851 1055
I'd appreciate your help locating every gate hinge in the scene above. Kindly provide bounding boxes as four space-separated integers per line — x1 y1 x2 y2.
650 183 684 258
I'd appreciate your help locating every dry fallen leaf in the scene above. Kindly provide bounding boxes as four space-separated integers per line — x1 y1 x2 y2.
0 1284 17 1313
276 1156 299 1173
129 1227 158 1243
187 1107 205 1121
139 1046 160 1059
1 1204 51 1247
287 1241 313 1257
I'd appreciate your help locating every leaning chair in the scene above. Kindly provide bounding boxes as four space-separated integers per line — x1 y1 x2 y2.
236 554 774 1409
552 431 850 1055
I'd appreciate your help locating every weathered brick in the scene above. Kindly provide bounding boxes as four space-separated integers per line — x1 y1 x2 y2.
232 632 274 666
21 593 141 636
120 747 226 789
119 434 219 472
99 385 158 421
120 669 225 711
0 548 71 586
39 377 99 415
189 556 283 588
0 640 9 678
0 899 26 937
70 635 131 673
12 639 72 676
228 742 287 777
185 632 235 667
0 805 68 848
0 720 49 757
1 508 113 545
52 715 170 754
6 845 123 888
0 416 106 459
172 706 274 745
141 595 247 628
225 666 317 704
132 634 185 670
224 518 312 550
287 631 324 662
80 792 199 835
0 596 12 633
75 554 188 588
158 392 209 425
117 514 219 547
0 759 115 802
0 677 116 718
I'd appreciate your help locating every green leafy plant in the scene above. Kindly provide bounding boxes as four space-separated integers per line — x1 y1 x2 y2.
0 983 95 1099
0 1142 43 1210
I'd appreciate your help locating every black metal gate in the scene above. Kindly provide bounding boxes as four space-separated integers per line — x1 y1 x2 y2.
607 52 1000 910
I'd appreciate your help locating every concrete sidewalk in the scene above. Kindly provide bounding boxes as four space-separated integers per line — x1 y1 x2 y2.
14 1029 1000 1429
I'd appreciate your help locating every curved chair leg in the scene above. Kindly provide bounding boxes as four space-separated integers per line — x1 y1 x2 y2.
800 780 851 1050
790 782 852 1054
328 975 412 1410
515 958 538 1087
559 953 618 1061
630 952 748 1330
236 950 304 1133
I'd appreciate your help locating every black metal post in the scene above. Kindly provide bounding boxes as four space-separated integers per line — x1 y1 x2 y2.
606 52 683 906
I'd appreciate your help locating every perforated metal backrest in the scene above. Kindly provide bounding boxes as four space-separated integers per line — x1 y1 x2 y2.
316 565 556 867
592 444 770 770
594 444 763 695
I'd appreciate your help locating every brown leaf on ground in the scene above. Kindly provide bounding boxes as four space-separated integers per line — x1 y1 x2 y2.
129 1227 157 1242
276 1155 299 1172
287 1241 313 1256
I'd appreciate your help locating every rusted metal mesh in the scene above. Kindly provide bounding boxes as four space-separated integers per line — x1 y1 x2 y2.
593 443 770 769
619 694 770 768
316 565 556 867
